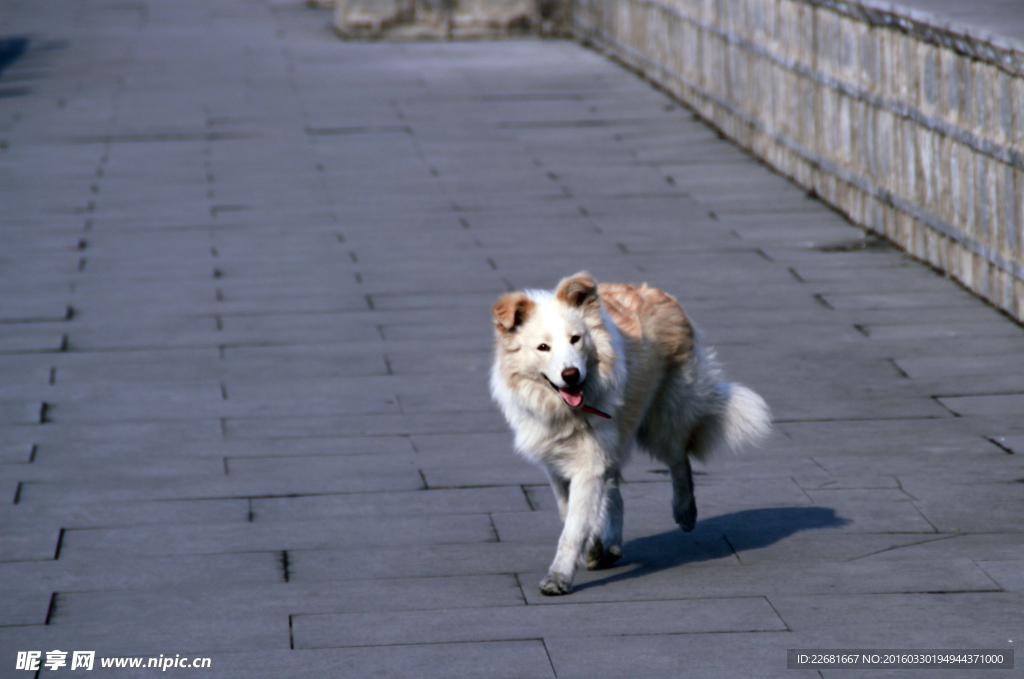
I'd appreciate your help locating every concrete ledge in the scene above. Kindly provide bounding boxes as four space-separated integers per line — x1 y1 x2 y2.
334 0 567 39
574 0 1024 322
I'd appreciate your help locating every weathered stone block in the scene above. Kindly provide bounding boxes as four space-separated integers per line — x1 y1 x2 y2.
334 0 563 38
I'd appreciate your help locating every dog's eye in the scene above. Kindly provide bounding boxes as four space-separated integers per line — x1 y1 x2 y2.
537 344 550 352
570 335 581 344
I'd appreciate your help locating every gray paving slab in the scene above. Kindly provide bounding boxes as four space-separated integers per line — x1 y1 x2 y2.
70 644 556 679
938 393 1024 417
2 0 1022 674
545 633 814 678
0 442 35 464
861 321 1024 340
288 542 556 582
0 527 61 563
223 411 510 439
1 551 283 594
772 591 1022 647
53 575 526 624
292 597 785 648
515 557 998 604
59 513 496 558
1 498 249 532
250 486 531 522
223 376 402 415
0 615 288 656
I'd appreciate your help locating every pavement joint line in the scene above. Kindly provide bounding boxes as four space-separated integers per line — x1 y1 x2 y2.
286 591 791 607
0 346 68 356
488 514 501 542
721 535 740 562
771 415 948 423
984 437 1016 454
541 638 557 676
294 637 557 650
53 488 538 503
843 534 963 563
0 306 75 324
44 592 58 625
762 596 792 632
932 391 1024 398
929 397 962 417
909 503 942 533
513 573 530 605
521 486 537 511
69 132 257 143
888 358 910 377
294 630 791 650
280 550 291 583
53 528 65 559
792 478 815 504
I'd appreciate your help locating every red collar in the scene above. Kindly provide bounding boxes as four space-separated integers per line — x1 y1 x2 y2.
582 404 612 419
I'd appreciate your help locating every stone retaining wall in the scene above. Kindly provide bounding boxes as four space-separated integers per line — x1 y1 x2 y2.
573 0 1024 322
333 0 567 38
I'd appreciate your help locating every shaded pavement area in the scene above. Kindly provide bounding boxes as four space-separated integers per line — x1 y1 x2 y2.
1 1 1022 676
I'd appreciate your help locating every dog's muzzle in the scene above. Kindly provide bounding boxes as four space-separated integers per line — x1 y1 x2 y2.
542 373 583 407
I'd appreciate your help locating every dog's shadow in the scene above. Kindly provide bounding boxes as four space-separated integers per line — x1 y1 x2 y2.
574 506 850 591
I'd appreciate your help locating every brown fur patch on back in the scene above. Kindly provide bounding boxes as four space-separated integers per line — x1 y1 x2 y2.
590 282 696 441
492 292 535 333
598 282 693 367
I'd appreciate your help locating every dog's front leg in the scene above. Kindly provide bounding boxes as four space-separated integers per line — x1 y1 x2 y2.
544 466 570 522
540 473 605 595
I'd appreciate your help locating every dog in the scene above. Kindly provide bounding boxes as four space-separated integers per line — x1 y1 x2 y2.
489 272 770 595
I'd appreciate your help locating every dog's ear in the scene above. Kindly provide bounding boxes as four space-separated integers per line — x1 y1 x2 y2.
555 271 598 308
492 292 535 333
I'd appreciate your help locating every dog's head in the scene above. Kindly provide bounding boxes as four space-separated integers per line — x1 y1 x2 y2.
491 272 603 411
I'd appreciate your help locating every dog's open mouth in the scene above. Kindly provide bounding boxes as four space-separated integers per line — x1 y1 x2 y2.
544 375 584 408
543 374 612 419
558 386 584 408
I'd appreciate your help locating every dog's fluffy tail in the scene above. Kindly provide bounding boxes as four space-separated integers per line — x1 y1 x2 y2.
686 382 771 462
682 337 770 461
721 383 771 452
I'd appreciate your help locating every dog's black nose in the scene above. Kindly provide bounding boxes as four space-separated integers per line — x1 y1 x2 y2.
561 368 580 386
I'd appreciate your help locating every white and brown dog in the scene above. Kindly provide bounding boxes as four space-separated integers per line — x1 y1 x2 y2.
490 272 770 595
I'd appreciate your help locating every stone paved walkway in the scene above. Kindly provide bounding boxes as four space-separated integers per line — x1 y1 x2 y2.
1 1 1022 677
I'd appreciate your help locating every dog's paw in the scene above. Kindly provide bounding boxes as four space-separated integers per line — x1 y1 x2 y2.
601 544 623 567
585 540 622 570
539 572 573 596
673 499 697 532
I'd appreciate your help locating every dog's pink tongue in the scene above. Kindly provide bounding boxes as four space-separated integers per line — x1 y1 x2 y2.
559 387 584 408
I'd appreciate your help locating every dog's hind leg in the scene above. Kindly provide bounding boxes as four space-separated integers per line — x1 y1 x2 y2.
643 412 701 532
669 456 697 532
586 472 623 569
